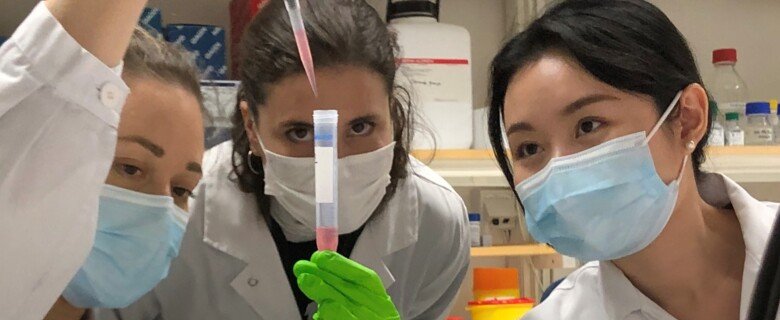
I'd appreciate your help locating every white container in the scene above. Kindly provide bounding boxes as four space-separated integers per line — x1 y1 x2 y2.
745 102 775 146
710 49 749 127
468 213 481 247
388 0 473 149
724 112 745 146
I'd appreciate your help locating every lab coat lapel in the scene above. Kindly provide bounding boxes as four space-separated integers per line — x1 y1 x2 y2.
350 172 421 289
721 176 778 319
202 177 300 319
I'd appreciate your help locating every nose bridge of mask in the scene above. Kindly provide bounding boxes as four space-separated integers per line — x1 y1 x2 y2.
101 184 175 209
644 91 683 145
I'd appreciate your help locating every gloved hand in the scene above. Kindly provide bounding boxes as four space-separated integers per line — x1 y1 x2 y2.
294 251 400 320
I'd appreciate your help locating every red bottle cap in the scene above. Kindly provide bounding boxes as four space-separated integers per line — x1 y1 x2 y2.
713 48 737 64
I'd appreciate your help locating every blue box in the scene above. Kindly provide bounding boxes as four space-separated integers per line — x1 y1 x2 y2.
139 7 163 37
165 24 227 80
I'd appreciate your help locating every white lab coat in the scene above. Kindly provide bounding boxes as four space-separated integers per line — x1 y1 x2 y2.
0 3 128 320
96 141 470 320
525 173 780 320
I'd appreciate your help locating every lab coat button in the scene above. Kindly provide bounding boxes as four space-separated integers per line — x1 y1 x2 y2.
99 83 122 109
247 277 259 287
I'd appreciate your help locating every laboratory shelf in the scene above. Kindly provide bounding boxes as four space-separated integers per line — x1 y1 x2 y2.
470 244 557 258
412 146 780 187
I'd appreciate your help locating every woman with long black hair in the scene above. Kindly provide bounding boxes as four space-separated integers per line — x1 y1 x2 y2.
488 0 778 319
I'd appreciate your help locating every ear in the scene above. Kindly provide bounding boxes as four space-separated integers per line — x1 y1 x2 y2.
676 83 709 154
240 101 262 155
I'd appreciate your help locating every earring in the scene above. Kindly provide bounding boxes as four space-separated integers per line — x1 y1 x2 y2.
686 140 696 151
247 150 261 174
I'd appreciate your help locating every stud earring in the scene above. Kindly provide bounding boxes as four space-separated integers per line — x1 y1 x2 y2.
686 140 696 151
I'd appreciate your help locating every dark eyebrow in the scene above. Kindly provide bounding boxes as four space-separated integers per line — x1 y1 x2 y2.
562 94 619 115
186 162 202 174
280 120 313 128
506 122 536 136
118 135 164 157
348 114 379 126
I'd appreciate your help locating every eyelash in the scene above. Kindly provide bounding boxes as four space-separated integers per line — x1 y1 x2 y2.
576 118 605 138
285 127 314 143
172 186 194 199
348 121 376 136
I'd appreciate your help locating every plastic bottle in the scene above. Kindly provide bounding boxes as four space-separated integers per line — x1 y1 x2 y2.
710 49 749 127
707 101 725 146
388 0 473 149
724 112 745 146
744 102 775 145
468 213 481 247
775 107 780 145
771 100 780 145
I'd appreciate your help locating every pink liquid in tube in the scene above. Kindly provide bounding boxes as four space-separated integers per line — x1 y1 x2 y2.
316 227 338 252
294 29 318 97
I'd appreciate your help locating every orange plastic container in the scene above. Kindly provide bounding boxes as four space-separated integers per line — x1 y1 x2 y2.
473 268 520 300
467 298 535 320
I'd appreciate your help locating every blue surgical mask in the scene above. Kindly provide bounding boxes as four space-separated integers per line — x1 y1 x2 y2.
62 184 187 308
515 91 687 262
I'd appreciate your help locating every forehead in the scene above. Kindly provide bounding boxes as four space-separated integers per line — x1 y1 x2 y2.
503 52 617 121
118 78 204 158
260 66 390 121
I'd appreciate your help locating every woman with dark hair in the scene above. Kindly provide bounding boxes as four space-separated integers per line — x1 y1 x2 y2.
97 0 469 319
488 0 778 319
42 27 205 320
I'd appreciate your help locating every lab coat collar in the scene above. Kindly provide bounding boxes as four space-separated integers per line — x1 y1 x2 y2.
700 173 777 319
200 149 420 317
599 173 778 320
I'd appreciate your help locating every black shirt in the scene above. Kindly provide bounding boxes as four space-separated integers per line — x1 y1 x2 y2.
262 205 364 319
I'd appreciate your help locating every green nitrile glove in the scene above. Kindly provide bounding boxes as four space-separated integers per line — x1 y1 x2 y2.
294 251 400 320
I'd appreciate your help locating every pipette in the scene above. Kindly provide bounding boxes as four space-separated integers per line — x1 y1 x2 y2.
284 0 318 96
314 110 338 251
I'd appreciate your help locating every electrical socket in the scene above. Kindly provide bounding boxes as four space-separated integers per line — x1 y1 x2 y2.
480 189 519 230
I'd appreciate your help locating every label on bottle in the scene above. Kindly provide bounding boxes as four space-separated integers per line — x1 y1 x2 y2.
718 101 746 114
747 128 775 145
397 58 471 104
725 131 745 146
708 126 725 146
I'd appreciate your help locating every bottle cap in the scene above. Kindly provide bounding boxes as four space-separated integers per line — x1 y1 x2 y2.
746 102 771 115
468 213 481 222
725 112 740 121
713 48 737 64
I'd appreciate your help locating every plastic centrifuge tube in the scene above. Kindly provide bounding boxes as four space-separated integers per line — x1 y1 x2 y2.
314 110 338 251
284 0 318 96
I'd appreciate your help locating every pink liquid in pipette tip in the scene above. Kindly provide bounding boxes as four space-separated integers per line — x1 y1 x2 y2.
316 227 338 251
294 29 318 97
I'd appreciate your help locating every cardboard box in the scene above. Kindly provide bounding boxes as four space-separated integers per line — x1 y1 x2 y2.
165 24 228 80
139 7 164 37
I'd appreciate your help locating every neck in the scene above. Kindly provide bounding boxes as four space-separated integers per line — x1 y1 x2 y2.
612 177 745 311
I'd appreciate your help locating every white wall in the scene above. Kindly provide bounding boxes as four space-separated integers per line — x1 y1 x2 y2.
649 0 780 102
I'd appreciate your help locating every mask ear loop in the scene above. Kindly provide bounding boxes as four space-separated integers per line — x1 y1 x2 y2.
247 120 263 175
644 91 684 144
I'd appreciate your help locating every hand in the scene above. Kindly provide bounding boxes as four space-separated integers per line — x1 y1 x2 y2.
46 0 148 66
294 251 400 320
